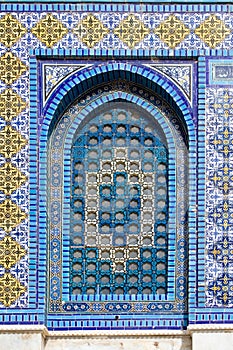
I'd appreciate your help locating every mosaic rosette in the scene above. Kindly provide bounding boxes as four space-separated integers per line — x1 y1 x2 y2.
73 14 109 48
31 14 68 48
195 15 231 49
0 89 27 122
0 52 27 85
154 15 190 49
0 14 27 48
114 14 150 49
0 272 26 307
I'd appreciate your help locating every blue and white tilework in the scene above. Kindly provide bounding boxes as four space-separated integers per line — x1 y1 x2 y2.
0 2 232 330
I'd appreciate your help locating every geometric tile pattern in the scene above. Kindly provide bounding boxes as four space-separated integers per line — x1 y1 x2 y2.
7 11 232 50
0 199 27 233
31 14 68 48
114 14 149 49
206 88 233 307
0 126 27 159
154 15 190 49
0 14 27 48
0 89 27 122
0 236 26 269
0 52 27 85
0 12 29 309
0 273 26 307
195 15 231 49
0 163 27 195
73 14 109 49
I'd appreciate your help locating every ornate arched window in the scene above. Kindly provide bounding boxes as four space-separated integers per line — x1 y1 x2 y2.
41 64 195 328
70 101 168 296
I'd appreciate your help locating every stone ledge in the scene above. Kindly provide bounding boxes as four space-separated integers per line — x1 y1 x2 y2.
46 329 189 338
188 324 233 332
2 325 233 338
0 326 189 338
0 325 48 337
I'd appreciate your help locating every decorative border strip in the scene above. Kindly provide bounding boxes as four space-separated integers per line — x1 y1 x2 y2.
0 4 232 10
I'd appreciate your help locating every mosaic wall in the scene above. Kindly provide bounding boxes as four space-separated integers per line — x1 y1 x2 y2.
0 2 232 329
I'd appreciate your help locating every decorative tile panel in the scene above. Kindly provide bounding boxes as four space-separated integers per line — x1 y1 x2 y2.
43 64 92 103
114 14 150 49
0 14 27 48
0 89 27 122
31 14 68 48
0 52 27 85
0 272 26 307
206 88 233 307
73 14 109 48
145 64 192 102
154 15 190 49
195 15 231 49
209 60 233 85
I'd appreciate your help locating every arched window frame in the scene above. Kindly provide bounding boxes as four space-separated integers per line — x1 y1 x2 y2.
36 62 196 328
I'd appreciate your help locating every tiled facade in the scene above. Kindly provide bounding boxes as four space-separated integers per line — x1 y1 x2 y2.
0 2 232 333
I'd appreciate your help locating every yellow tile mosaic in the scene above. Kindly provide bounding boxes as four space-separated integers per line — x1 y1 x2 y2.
114 14 150 49
31 13 68 48
73 14 109 48
0 236 26 269
0 52 27 85
0 126 27 158
195 15 231 49
0 199 27 233
0 162 27 195
0 14 27 48
0 89 27 122
0 273 26 307
154 15 190 49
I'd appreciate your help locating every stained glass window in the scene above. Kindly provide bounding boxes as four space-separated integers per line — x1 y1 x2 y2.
70 102 168 296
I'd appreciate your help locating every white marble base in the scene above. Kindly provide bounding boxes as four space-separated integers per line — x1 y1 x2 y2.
0 326 47 350
1 325 233 350
45 330 191 350
189 324 233 350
